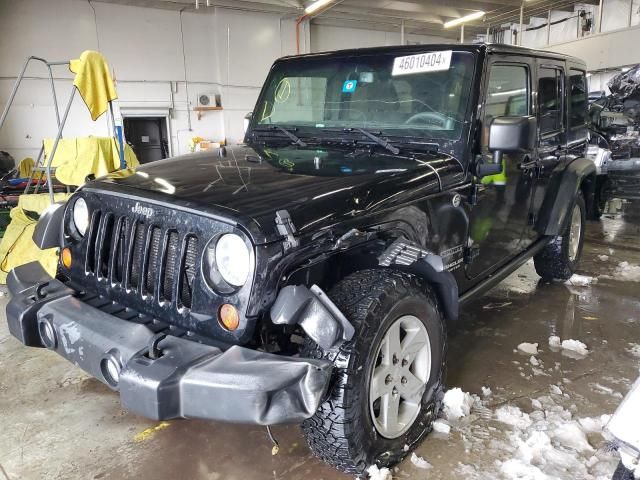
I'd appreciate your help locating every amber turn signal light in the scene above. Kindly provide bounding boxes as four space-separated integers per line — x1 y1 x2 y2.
219 304 240 331
61 247 72 268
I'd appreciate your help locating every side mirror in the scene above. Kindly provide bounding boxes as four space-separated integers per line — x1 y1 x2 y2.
488 116 537 164
243 112 253 136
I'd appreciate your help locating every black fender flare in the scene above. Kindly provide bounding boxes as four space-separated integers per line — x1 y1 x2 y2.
536 158 596 236
32 202 66 249
377 239 459 322
396 259 459 322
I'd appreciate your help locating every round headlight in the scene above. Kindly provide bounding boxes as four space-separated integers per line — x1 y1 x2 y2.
72 197 89 236
215 233 250 287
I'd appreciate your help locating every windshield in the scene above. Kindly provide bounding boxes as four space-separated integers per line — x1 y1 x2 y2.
254 50 476 141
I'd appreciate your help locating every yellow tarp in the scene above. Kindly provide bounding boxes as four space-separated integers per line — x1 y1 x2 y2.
43 136 138 186
0 193 71 284
69 50 118 121
18 157 34 178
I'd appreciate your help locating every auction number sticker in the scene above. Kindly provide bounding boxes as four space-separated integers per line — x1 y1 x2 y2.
392 50 452 76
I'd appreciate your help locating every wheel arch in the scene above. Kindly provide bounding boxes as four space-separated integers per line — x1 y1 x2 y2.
536 157 596 236
282 235 460 324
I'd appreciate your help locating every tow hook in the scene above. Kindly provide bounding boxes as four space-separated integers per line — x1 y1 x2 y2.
34 281 50 300
148 332 167 360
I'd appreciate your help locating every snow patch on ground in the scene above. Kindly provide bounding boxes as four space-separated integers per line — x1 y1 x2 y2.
565 274 596 286
442 388 475 421
481 386 492 397
550 384 563 395
367 465 392 480
548 336 589 356
495 398 613 479
410 452 432 470
602 261 640 282
590 383 624 399
427 385 617 479
561 339 589 356
495 405 533 429
529 356 540 366
433 419 451 434
517 342 539 355
627 343 640 357
578 415 611 433
598 255 609 261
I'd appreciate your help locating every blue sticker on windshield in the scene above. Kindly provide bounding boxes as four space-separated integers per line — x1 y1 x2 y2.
342 80 358 93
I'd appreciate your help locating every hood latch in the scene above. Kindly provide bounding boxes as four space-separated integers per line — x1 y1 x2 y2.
275 209 299 251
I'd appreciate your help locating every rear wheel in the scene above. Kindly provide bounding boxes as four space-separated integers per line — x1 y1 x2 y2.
534 193 586 280
301 269 446 475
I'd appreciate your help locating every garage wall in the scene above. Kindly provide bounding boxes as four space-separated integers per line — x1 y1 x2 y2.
0 0 459 163
310 24 452 53
546 25 640 70
0 0 300 161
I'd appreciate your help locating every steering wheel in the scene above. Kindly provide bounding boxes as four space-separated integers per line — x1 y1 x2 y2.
405 112 452 129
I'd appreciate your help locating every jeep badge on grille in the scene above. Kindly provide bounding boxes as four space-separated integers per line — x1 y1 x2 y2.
131 202 154 219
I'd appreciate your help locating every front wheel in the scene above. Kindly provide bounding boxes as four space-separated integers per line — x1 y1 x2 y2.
534 193 586 280
301 269 446 475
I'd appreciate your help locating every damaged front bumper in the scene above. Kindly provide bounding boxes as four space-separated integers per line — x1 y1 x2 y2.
6 262 333 425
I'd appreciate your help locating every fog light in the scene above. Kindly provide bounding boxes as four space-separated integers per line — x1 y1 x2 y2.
61 247 72 268
38 319 57 349
219 304 240 331
100 354 121 387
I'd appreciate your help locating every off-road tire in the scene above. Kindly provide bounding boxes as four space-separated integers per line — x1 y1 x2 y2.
301 269 446 475
534 193 586 280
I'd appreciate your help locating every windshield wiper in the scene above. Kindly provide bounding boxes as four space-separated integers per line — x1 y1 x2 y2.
347 128 399 155
254 125 307 147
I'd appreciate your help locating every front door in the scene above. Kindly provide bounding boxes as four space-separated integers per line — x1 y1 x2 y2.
465 58 537 279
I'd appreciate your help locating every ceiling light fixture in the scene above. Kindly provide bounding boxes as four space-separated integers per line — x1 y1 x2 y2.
305 0 334 15
444 11 485 28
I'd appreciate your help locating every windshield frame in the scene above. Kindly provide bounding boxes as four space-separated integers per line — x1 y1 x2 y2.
248 47 480 152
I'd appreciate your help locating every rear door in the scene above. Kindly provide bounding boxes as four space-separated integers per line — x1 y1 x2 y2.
465 55 537 279
523 59 566 245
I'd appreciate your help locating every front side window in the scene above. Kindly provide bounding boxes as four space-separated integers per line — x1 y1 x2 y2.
485 64 529 119
482 64 529 148
538 67 563 134
254 51 476 141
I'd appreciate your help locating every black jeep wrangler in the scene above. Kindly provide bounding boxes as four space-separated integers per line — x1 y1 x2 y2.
7 44 595 475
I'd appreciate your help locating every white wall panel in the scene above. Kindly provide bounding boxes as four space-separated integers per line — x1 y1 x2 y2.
310 24 451 53
547 25 640 70
601 0 631 31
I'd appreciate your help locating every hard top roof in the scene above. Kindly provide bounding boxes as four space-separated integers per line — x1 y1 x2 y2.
278 43 586 68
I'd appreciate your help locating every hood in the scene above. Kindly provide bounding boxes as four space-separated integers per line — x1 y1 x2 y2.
93 144 464 243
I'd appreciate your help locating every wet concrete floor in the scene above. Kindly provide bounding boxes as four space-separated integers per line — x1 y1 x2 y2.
0 201 639 480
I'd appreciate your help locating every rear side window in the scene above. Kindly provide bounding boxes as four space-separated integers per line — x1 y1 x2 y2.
538 67 563 134
569 69 588 128
485 65 529 118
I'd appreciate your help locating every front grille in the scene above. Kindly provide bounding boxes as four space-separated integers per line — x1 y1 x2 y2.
86 212 199 310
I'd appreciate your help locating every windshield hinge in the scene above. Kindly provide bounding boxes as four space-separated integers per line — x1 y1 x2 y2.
275 210 299 251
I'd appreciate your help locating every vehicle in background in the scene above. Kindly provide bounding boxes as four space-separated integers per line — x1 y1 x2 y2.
588 65 640 212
